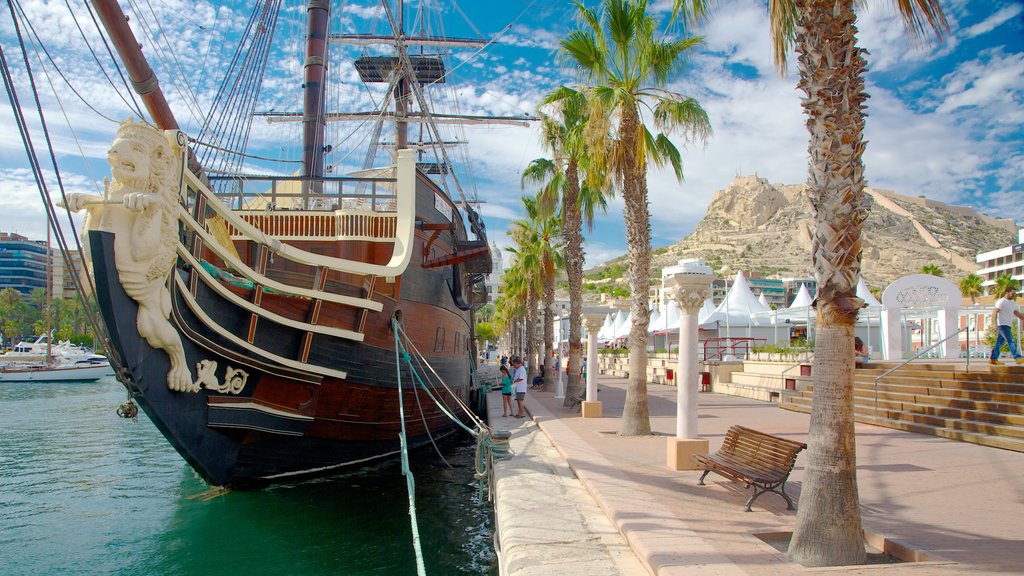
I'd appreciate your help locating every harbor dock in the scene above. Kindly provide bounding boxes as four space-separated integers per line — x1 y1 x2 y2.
485 367 1024 575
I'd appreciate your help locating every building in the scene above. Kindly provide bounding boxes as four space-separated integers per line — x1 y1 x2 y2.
976 229 1024 290
484 241 503 302
0 232 49 295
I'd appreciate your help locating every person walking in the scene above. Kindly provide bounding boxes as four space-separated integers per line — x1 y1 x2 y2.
990 287 1024 365
499 365 514 417
511 357 528 418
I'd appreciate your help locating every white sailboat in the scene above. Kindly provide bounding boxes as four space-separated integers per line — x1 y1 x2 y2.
0 334 113 381
0 227 113 382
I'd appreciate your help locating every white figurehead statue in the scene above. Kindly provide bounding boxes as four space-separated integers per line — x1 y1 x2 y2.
65 118 195 392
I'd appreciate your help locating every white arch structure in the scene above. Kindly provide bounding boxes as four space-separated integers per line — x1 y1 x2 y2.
880 274 961 360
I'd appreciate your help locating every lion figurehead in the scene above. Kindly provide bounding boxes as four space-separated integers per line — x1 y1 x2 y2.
107 118 178 202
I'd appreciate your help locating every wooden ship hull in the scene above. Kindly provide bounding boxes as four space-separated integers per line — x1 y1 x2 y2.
87 151 489 486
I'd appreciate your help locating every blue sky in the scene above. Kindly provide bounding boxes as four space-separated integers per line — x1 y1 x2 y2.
1 0 1021 269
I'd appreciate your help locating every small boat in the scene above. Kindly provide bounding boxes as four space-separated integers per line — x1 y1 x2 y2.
0 335 114 382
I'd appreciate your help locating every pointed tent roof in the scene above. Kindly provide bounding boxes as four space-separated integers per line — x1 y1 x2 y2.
702 271 770 326
648 300 681 332
789 283 813 309
615 311 633 339
757 293 770 309
697 298 716 324
648 308 661 331
857 277 882 307
611 310 629 339
596 313 615 340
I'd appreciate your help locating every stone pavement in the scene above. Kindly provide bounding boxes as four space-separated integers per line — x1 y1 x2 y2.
486 368 1024 575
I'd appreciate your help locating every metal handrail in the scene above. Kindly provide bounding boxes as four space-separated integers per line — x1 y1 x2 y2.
872 326 968 416
779 351 814 383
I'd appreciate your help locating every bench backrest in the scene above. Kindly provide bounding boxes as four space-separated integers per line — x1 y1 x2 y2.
720 425 807 477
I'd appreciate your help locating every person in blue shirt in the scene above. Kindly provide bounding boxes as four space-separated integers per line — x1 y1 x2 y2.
499 365 514 417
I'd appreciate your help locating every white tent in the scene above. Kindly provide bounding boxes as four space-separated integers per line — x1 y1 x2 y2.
857 277 882 307
697 298 716 324
789 283 813 309
648 308 661 331
648 300 681 332
702 271 770 327
615 311 633 340
596 313 615 340
757 293 770 310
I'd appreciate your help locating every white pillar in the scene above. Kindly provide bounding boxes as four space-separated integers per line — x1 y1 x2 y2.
664 267 715 470
582 310 608 418
677 309 699 438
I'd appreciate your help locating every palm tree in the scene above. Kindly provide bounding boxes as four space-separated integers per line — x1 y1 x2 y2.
920 263 944 277
501 254 539 373
959 273 984 304
667 0 948 567
523 86 610 405
561 0 711 435
510 194 563 390
994 273 1019 297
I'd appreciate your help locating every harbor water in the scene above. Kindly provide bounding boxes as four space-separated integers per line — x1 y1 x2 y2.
0 376 496 575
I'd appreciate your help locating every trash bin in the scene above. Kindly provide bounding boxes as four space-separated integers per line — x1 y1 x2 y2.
699 371 711 392
666 368 674 381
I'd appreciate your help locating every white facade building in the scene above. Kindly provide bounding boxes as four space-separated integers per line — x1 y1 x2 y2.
976 229 1024 289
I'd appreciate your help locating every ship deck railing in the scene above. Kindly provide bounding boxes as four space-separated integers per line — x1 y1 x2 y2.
180 149 418 279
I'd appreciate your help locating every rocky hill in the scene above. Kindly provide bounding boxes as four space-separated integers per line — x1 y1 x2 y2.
595 175 1018 290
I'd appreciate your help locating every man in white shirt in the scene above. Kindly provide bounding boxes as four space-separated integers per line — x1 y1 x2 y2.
511 357 528 418
990 287 1024 365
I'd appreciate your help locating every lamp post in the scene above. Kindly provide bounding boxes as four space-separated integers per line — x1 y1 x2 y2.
581 308 608 418
664 264 715 470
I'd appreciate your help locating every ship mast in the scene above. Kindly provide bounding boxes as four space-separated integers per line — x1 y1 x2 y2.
394 2 408 151
91 1 178 130
301 0 331 192
90 0 205 179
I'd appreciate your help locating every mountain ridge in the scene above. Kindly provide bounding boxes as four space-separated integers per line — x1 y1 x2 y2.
592 175 1018 290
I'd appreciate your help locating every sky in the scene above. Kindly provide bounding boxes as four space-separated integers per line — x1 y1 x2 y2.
0 0 1021 271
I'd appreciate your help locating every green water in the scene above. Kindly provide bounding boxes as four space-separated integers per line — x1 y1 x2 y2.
0 377 496 575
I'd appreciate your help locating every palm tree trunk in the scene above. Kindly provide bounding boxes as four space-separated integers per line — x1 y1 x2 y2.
787 0 869 566
619 108 652 436
526 285 538 381
542 253 555 391
563 159 584 406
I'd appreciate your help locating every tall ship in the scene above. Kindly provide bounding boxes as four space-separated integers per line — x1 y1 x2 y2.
3 1 527 486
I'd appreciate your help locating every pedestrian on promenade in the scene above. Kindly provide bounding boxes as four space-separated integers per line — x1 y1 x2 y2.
990 287 1024 365
855 337 870 365
511 357 528 418
499 365 514 417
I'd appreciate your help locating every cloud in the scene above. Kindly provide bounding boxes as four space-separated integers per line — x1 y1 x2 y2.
962 2 1023 38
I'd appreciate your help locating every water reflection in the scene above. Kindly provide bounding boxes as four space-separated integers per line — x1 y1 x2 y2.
0 377 495 576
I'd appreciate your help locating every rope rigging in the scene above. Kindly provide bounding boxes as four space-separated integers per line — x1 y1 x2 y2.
1 2 130 394
391 318 511 503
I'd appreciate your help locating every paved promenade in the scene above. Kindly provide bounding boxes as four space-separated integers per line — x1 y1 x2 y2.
486 368 1024 575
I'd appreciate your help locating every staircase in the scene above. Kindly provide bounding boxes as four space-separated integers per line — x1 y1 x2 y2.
780 363 1024 453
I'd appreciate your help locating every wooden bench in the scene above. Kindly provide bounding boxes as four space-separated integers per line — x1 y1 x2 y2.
692 425 807 512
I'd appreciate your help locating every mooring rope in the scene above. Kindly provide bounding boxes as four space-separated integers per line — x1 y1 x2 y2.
392 320 513 503
394 327 427 576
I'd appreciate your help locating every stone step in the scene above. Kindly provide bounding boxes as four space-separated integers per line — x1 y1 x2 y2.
856 364 1024 384
730 360 812 377
854 374 1024 395
779 395 1024 450
853 388 1024 417
729 371 812 388
807 381 1024 405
